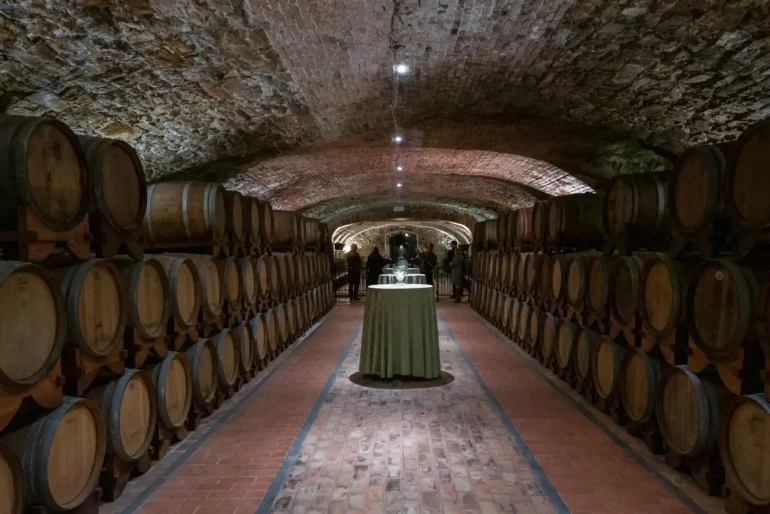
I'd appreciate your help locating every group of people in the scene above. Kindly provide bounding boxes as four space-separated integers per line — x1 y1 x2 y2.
344 241 466 302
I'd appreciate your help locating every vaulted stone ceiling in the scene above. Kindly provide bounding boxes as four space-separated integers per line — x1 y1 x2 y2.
2 0 768 223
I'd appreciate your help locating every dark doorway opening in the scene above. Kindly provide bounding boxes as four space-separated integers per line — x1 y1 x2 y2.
389 231 419 265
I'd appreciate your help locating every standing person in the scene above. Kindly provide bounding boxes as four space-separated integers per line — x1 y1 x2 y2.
346 244 362 301
420 243 438 288
443 240 458 274
366 247 385 286
450 248 465 302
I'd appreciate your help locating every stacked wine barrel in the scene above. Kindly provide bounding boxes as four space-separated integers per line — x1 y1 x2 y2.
0 115 336 512
470 119 770 514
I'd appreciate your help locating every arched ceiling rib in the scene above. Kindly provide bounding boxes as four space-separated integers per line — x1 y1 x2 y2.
333 221 472 246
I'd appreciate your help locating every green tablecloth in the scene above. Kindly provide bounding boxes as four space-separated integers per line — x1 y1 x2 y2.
378 273 426 284
360 284 441 379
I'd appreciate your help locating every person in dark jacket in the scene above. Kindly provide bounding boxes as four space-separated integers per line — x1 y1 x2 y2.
346 244 362 301
450 248 465 302
366 247 386 286
443 240 458 273
420 243 438 288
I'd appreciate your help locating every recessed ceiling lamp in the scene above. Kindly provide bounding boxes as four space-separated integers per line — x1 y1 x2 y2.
394 63 409 75
396 165 403 171
397 183 403 187
393 135 403 143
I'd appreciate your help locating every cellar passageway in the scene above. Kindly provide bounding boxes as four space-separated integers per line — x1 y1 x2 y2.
101 304 722 514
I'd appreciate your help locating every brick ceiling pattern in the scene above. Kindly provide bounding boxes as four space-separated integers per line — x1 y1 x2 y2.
2 0 768 222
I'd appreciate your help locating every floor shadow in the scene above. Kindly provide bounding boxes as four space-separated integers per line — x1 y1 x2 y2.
348 371 455 389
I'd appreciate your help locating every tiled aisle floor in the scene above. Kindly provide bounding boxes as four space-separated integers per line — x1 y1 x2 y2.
109 304 721 514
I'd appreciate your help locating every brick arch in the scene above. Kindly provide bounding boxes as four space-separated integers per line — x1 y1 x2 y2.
333 221 472 247
305 196 500 229
341 225 458 262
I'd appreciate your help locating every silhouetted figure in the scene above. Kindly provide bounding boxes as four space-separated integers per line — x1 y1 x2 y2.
444 240 458 273
421 243 438 288
366 247 386 286
450 249 465 302
346 244 362 301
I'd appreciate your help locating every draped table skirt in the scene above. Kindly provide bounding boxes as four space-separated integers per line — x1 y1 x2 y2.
359 284 441 379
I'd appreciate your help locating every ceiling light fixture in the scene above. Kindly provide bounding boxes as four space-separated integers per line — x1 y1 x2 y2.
397 183 402 187
393 135 402 143
396 165 403 171
394 63 409 75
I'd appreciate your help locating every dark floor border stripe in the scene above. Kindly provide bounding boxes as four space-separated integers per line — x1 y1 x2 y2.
437 312 570 514
255 321 363 514
464 308 708 514
119 309 339 514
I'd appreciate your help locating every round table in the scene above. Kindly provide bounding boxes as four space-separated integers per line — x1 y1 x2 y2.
383 267 421 275
359 284 441 379
378 273 426 285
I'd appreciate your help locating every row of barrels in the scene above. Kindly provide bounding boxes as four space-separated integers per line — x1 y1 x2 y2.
0 284 335 512
475 119 770 258
0 114 327 260
0 252 331 400
473 249 770 386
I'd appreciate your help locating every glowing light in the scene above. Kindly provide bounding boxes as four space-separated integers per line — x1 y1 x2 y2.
343 244 351 253
397 183 402 187
396 165 403 171
394 63 409 75
393 135 402 143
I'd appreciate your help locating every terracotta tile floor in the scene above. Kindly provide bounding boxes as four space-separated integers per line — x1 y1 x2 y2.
107 304 721 514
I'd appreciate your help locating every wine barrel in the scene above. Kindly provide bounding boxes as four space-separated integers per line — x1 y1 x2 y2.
720 393 770 506
272 210 298 250
249 313 269 362
112 258 170 340
245 197 262 248
0 441 24 514
555 318 579 373
238 257 258 311
184 339 217 408
501 295 512 330
517 303 531 343
212 329 239 391
260 201 275 247
0 116 88 231
285 300 297 339
52 259 126 358
537 253 552 301
669 145 731 235
176 254 223 319
153 255 201 331
515 252 530 292
267 254 282 297
1 397 106 511
264 309 279 354
527 307 545 350
496 212 509 250
592 336 627 400
575 328 600 385
728 120 770 232
586 256 616 317
547 193 604 248
80 136 147 234
224 190 247 245
150 352 192 430
566 254 592 309
686 259 759 361
549 254 570 306
609 254 658 325
515 206 534 246
274 304 289 347
232 322 254 379
656 366 730 457
523 253 541 297
87 369 156 462
505 210 517 249
509 299 521 336
603 173 667 239
485 218 500 251
294 254 306 290
0 262 66 388
532 200 549 244
303 218 320 250
143 182 227 243
641 256 694 336
541 312 558 361
294 296 306 332
255 255 270 299
620 349 661 423
218 257 243 312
